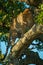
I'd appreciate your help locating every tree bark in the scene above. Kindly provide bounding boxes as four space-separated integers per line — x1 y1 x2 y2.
9 24 43 59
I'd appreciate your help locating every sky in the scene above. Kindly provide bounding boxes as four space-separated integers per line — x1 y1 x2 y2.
0 38 43 60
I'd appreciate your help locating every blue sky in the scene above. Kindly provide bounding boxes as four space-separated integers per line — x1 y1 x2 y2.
0 38 43 60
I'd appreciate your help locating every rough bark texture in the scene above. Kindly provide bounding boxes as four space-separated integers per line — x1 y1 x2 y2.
9 24 43 59
7 24 43 65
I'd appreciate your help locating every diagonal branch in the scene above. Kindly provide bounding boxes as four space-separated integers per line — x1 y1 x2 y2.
9 24 43 59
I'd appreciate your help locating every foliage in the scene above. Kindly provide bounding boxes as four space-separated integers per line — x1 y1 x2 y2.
0 0 29 34
0 53 4 61
0 0 29 21
35 4 43 24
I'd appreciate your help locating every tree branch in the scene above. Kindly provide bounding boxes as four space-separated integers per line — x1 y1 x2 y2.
9 24 43 59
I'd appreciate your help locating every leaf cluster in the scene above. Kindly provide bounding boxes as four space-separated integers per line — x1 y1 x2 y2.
35 4 43 24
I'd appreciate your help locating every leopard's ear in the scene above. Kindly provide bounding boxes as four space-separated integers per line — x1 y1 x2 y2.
23 8 30 15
